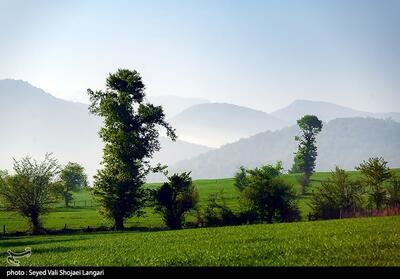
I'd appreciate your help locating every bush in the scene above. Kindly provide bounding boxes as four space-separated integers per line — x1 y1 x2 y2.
203 190 238 227
310 167 364 220
238 163 300 223
234 166 247 192
153 172 199 229
356 157 393 210
387 176 400 207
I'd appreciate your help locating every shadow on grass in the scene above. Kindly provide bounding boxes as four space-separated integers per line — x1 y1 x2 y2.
1 225 169 239
1 237 91 248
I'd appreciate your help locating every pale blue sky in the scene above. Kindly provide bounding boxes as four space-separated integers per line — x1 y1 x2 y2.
0 0 399 112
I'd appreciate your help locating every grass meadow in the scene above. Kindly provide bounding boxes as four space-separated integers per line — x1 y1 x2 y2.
1 216 399 266
1 170 400 266
1 170 399 233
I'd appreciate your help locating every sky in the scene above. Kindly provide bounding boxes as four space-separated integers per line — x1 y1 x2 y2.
0 0 399 113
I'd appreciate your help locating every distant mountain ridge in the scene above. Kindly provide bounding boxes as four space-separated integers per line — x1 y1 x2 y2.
170 102 288 147
1 79 399 183
147 95 209 118
171 117 400 179
271 99 400 123
0 79 213 182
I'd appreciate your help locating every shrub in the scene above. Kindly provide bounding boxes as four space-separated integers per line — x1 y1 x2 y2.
310 167 364 220
387 176 400 207
153 172 199 229
203 190 238 227
239 163 300 223
356 157 393 210
234 166 248 192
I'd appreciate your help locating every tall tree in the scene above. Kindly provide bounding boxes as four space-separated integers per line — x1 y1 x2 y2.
87 69 176 230
58 162 88 207
292 115 323 192
0 154 60 234
356 157 393 210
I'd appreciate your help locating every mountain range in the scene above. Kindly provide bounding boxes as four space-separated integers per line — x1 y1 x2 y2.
169 103 287 147
147 95 209 118
1 79 399 182
0 79 212 181
171 117 400 179
271 99 400 123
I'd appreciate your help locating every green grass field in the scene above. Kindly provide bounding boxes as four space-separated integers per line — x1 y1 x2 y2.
1 216 399 266
1 170 399 233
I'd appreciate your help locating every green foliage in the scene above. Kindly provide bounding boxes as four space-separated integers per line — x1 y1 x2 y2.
2 216 399 266
387 176 400 207
57 162 88 207
203 189 238 227
356 157 393 210
1 170 399 233
153 172 199 229
289 153 304 174
0 169 8 179
239 162 300 223
0 154 60 234
292 115 323 191
310 167 364 220
233 166 247 192
87 69 176 230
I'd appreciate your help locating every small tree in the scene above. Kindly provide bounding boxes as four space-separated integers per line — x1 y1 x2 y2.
88 69 176 230
57 162 88 207
153 172 199 229
0 154 60 234
234 166 247 192
387 176 400 207
310 167 364 220
240 163 300 223
292 115 323 192
356 157 393 210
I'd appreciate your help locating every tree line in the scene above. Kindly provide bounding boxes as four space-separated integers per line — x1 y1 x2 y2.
0 69 398 234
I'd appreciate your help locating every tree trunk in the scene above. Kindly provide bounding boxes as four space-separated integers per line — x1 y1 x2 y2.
168 219 182 230
114 216 124 231
30 213 42 234
302 174 310 194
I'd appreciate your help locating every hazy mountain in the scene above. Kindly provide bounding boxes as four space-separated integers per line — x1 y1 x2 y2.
171 118 400 179
170 103 288 147
0 79 212 182
147 95 209 118
271 99 400 123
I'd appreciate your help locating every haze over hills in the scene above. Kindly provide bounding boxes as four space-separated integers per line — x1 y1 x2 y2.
271 99 400 123
171 117 400 179
0 79 213 182
147 95 209 118
170 103 288 147
1 79 399 182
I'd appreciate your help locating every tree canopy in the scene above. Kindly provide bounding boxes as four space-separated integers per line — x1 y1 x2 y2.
292 115 323 191
87 69 176 230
